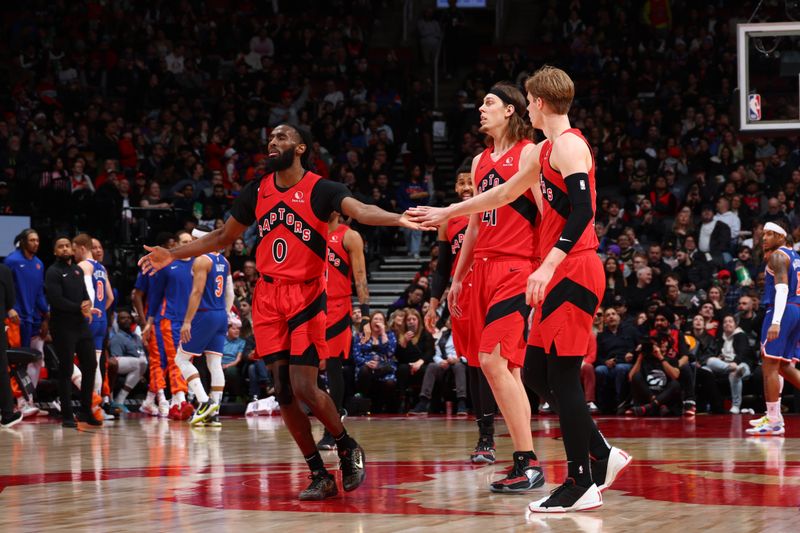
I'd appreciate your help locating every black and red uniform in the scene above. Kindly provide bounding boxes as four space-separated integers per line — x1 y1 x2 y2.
469 140 539 367
528 129 604 356
325 223 353 360
230 171 352 365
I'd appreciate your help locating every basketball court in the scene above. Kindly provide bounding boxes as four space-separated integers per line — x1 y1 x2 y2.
1 414 797 531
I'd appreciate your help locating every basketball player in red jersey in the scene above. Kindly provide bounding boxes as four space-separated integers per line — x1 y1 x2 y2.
427 83 545 493
409 67 631 512
140 124 422 501
316 211 369 450
425 170 498 464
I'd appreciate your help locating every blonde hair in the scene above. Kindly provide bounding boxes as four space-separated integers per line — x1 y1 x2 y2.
388 309 406 338
487 82 533 146
524 65 575 115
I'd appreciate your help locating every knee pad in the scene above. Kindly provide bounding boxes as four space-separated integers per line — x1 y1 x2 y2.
175 349 197 379
206 352 225 387
275 364 294 406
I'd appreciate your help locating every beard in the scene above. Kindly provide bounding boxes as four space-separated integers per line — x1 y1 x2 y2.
264 148 296 173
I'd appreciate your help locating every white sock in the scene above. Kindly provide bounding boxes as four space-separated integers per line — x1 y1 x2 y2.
206 352 225 405
767 401 782 424
146 390 156 403
174 391 186 404
176 349 209 403
157 390 166 404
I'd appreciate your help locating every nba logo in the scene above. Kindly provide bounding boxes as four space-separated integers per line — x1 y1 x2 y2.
748 94 761 121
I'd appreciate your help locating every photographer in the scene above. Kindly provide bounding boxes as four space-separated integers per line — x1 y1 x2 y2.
353 311 397 413
628 335 682 416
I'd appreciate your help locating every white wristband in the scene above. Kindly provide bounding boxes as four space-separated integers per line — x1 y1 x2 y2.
772 283 789 325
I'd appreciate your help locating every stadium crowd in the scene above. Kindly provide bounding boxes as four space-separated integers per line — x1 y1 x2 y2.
2 0 800 422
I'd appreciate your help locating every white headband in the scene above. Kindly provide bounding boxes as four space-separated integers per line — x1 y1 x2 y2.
764 222 787 237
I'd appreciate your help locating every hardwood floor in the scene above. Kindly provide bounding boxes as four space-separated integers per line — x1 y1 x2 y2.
0 414 797 531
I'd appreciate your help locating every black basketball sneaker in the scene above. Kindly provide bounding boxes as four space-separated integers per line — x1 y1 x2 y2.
299 471 338 501
317 431 336 450
470 436 496 464
338 444 366 491
527 478 602 513
489 454 544 493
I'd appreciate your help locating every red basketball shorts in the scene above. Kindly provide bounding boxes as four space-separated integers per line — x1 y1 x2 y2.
252 277 327 366
528 250 604 356
468 258 534 368
325 296 352 360
451 270 476 366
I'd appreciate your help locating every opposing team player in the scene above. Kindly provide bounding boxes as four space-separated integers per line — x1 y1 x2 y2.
177 228 233 427
73 234 114 402
409 68 631 511
317 211 369 450
425 169 498 464
140 124 422 501
134 232 175 417
4 229 49 416
747 221 800 436
144 231 193 420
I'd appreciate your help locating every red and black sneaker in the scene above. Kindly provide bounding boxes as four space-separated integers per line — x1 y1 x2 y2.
470 436 496 464
489 454 544 493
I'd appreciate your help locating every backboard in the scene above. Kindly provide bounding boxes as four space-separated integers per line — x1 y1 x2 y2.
737 22 800 132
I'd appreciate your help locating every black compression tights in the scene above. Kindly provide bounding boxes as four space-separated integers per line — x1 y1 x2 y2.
467 365 497 438
324 357 345 412
524 345 611 485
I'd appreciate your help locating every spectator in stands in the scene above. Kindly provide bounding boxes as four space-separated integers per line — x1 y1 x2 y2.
410 317 467 416
222 317 246 400
705 315 754 414
396 165 430 259
698 205 731 264
107 309 147 412
650 307 696 415
603 256 626 307
353 311 397 413
687 313 724 414
595 307 638 413
395 308 434 412
625 266 658 314
736 294 763 347
388 283 426 316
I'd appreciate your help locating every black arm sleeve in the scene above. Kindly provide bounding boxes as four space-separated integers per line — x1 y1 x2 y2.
311 180 354 221
229 179 260 226
430 240 452 300
554 172 594 254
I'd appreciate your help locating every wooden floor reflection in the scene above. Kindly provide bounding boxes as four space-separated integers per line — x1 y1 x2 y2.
1 414 798 532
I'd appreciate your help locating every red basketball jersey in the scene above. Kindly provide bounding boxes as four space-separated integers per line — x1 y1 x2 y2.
253 172 329 281
538 129 598 257
473 139 539 260
445 215 469 277
326 223 352 298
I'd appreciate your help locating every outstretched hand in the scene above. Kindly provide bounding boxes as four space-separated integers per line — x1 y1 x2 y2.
405 205 451 229
138 245 172 275
397 212 434 232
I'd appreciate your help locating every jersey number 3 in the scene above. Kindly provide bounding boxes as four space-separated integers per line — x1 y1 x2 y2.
214 275 224 298
96 280 104 302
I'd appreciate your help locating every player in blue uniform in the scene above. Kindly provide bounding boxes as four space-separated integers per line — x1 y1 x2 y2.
73 234 114 401
3 229 49 416
177 231 233 426
145 230 193 419
748 222 800 436
133 232 176 416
